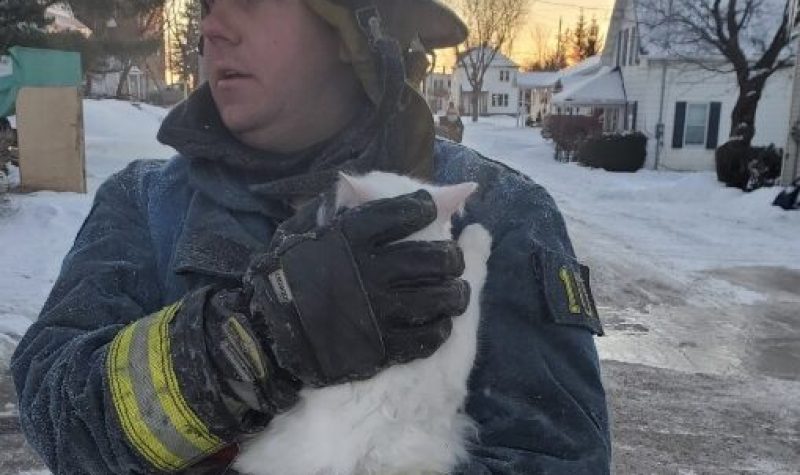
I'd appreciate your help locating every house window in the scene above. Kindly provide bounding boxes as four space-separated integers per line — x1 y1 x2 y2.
628 27 637 66
622 29 629 66
492 94 509 107
499 70 510 82
684 103 709 145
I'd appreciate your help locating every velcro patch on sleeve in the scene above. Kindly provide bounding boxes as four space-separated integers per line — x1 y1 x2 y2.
534 248 603 336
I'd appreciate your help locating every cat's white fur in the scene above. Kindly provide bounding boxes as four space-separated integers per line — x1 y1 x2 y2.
234 171 492 475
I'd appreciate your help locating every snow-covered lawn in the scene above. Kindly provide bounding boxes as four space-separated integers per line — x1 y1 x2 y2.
1 104 798 473
0 101 175 348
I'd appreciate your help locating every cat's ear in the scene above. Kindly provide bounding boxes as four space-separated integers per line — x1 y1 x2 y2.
432 182 478 217
335 172 368 210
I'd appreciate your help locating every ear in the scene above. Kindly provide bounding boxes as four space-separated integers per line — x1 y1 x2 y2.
433 182 478 217
335 172 369 210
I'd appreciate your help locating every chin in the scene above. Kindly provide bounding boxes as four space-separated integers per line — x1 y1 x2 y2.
217 104 258 134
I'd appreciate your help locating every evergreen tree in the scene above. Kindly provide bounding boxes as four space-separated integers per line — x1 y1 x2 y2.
585 16 602 58
569 9 587 63
566 10 603 63
70 0 166 97
0 0 54 53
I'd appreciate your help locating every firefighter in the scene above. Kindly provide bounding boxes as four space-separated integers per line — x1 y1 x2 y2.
12 1 610 473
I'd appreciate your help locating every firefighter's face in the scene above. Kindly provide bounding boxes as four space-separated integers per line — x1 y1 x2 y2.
201 0 362 152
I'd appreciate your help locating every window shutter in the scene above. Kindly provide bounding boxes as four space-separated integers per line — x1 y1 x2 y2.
672 102 686 148
632 101 639 131
706 102 721 149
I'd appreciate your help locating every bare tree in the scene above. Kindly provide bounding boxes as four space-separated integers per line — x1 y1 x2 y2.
449 0 529 121
640 0 794 146
165 0 201 91
523 23 571 72
530 24 553 68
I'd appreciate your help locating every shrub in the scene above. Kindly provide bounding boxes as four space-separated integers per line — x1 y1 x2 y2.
715 140 782 191
544 114 602 162
577 132 647 172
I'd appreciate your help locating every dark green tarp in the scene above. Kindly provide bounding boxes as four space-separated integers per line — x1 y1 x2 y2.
0 46 82 118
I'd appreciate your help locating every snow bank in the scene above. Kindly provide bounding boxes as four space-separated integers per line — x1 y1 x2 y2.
462 117 799 377
0 99 175 336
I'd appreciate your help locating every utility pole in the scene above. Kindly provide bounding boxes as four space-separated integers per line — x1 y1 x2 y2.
557 17 563 66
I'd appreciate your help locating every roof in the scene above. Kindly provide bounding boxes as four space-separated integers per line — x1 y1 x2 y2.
633 0 793 60
551 66 627 105
45 3 92 37
558 55 602 78
517 71 559 88
456 47 519 69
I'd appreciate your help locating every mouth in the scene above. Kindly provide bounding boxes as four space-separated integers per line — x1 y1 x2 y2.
216 68 252 87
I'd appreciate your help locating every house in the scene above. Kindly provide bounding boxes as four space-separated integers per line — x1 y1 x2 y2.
452 48 520 116
422 69 453 115
552 0 794 171
782 0 800 185
517 71 558 123
45 3 92 37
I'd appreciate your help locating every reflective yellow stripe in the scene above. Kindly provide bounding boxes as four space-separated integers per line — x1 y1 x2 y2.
107 321 183 471
147 302 223 454
108 302 225 472
559 267 582 314
226 317 268 380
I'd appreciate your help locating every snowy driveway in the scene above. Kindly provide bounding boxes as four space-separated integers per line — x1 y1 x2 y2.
463 117 800 473
463 116 800 379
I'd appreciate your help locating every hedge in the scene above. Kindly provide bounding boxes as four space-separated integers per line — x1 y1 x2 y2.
577 132 647 172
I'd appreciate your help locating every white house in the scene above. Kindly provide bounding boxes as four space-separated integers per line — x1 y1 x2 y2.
422 70 453 115
452 48 520 116
552 0 794 172
548 55 629 130
782 0 800 185
45 3 92 37
517 71 558 123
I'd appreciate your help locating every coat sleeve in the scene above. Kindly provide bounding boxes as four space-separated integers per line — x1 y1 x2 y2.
456 181 611 474
10 162 277 474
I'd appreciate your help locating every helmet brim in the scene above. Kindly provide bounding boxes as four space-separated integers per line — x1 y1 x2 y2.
381 0 468 49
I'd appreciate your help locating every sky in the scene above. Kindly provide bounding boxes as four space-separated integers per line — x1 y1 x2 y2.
434 0 617 71
513 0 616 64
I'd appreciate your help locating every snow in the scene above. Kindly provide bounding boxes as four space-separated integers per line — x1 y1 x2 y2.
461 115 799 376
1 101 799 472
456 47 518 69
0 100 174 335
556 55 601 78
517 71 559 89
551 66 627 105
3 103 797 377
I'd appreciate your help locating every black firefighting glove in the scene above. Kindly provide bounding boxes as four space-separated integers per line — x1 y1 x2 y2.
243 190 470 388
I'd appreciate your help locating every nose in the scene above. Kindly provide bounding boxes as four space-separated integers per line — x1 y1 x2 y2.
201 0 241 51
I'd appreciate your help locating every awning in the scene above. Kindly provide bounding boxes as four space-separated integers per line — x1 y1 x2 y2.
552 66 627 106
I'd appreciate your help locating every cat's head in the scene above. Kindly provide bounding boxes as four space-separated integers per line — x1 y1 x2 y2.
332 171 478 241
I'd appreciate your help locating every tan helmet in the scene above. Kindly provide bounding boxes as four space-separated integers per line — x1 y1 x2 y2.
304 0 467 104
303 0 467 181
374 0 468 50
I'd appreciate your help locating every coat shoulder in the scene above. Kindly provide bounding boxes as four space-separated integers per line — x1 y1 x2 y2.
432 139 573 256
97 156 191 211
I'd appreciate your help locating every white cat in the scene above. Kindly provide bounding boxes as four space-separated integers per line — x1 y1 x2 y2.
234 171 493 475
